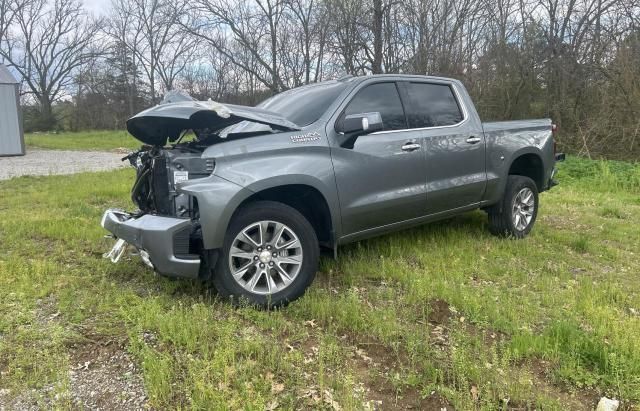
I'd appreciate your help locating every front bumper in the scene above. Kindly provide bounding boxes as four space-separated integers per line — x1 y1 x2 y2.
101 209 200 278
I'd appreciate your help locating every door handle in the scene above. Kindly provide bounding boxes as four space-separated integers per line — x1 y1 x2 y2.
466 136 481 144
401 142 421 152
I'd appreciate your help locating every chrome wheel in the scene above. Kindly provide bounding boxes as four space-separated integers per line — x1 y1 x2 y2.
228 220 303 295
512 187 535 231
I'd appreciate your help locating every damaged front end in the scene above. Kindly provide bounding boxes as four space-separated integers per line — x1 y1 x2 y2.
102 147 210 278
101 92 299 278
101 208 201 278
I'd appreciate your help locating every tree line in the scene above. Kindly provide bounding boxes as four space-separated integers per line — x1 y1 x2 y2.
1 0 639 159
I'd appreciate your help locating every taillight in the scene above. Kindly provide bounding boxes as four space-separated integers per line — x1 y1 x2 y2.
552 123 558 134
552 123 558 154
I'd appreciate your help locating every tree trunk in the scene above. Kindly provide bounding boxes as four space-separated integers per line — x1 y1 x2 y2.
371 0 383 74
38 95 56 131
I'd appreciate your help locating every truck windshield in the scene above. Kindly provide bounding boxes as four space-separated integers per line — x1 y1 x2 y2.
223 81 347 135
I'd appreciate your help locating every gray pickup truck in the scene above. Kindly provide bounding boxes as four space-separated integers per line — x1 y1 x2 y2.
102 74 563 306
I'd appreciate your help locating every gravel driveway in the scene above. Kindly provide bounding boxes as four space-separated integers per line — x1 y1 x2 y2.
0 149 127 180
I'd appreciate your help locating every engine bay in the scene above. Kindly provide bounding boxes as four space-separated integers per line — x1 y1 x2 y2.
125 145 213 218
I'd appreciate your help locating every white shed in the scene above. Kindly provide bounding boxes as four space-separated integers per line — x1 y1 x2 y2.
0 64 24 156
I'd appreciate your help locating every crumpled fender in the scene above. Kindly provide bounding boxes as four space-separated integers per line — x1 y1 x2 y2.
176 174 254 249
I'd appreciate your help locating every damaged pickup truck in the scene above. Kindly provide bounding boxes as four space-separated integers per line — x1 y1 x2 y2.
101 74 564 306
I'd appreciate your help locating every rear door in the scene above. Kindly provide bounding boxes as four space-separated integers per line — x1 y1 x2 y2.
329 81 428 236
400 81 486 214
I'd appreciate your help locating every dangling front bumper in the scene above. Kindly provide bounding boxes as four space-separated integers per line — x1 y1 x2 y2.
101 209 200 278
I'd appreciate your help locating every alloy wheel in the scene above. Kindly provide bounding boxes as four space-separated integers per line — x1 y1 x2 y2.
511 187 535 231
228 220 303 295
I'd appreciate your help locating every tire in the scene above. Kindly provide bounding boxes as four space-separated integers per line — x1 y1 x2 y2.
212 201 319 307
487 175 539 238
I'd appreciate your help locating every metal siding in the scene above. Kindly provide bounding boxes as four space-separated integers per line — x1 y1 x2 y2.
0 64 19 84
0 84 24 156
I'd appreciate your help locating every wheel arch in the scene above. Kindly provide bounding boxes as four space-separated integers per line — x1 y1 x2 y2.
234 182 337 250
486 148 545 213
507 151 545 192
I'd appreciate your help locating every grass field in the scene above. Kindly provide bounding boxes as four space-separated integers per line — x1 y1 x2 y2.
1 155 639 410
25 130 140 151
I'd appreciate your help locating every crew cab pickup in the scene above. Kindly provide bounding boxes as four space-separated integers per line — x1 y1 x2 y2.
101 74 564 306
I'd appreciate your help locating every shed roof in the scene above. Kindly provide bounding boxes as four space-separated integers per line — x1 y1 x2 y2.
0 64 18 85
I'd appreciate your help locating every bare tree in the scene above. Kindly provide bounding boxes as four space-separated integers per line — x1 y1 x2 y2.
184 0 291 93
0 0 103 129
285 0 327 84
324 0 368 74
106 0 143 117
0 0 14 45
109 0 197 103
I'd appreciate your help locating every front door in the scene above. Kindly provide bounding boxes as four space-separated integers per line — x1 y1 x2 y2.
329 82 428 236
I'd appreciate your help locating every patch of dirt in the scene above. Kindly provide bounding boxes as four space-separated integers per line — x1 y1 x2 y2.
404 255 425 270
420 392 456 410
284 324 454 410
346 335 454 410
2 302 147 410
34 295 60 327
427 299 453 325
0 387 57 411
541 214 593 233
67 336 148 411
461 320 509 348
525 357 599 411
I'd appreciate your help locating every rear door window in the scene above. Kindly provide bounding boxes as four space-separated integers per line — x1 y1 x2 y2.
343 82 407 131
405 83 463 128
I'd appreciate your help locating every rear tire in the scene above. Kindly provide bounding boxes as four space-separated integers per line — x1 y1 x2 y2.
487 175 539 238
212 201 319 307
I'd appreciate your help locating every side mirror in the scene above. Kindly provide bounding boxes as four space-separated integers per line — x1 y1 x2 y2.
339 112 383 148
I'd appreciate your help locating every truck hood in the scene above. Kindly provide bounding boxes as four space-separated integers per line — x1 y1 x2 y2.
126 94 301 146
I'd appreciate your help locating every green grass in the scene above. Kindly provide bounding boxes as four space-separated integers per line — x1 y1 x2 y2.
1 156 639 409
25 130 140 151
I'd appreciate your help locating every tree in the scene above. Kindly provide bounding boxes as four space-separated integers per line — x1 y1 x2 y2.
185 0 290 93
0 0 16 45
108 0 197 103
284 0 328 84
0 0 103 129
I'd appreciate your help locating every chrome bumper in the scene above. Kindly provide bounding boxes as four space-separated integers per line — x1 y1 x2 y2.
101 209 200 278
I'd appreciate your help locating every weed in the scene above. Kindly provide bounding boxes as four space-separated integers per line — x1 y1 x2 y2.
599 206 627 219
570 235 591 253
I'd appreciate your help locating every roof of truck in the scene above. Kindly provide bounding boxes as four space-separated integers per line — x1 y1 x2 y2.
341 73 458 83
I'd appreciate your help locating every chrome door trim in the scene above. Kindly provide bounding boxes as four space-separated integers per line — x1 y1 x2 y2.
369 83 470 135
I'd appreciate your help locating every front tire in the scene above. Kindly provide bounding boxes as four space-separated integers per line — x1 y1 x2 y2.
212 201 319 307
487 175 539 238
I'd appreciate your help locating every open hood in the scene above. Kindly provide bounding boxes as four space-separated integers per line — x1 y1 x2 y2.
126 92 301 146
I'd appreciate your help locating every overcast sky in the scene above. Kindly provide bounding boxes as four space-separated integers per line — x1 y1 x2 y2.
84 0 110 16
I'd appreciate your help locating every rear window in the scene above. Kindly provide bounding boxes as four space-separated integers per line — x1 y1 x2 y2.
405 83 463 128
